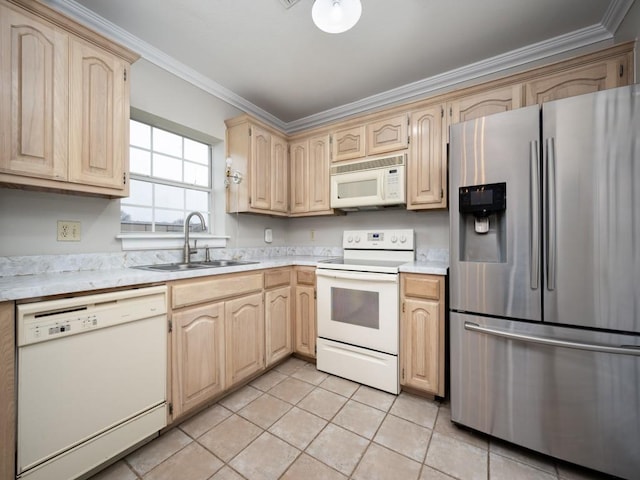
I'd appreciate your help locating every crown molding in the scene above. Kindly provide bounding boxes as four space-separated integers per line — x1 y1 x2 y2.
43 0 628 135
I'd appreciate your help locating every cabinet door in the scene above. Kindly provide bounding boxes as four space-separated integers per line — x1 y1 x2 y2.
271 134 288 213
401 298 441 395
308 133 331 212
172 302 225 419
332 125 365 162
407 104 446 210
449 84 523 126
265 286 292 366
249 125 271 210
366 114 408 155
0 6 68 180
524 56 630 105
225 293 264 387
289 140 308 214
294 285 316 357
68 38 128 192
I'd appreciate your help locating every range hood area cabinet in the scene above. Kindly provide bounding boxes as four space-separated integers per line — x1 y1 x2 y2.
225 116 289 216
0 0 139 198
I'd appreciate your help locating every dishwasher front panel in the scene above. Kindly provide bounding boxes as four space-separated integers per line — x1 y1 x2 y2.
17 286 167 478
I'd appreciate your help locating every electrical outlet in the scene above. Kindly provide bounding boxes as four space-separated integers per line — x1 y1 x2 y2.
57 221 81 242
310 229 315 241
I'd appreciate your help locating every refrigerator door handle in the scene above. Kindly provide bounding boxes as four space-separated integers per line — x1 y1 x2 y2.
464 321 640 356
530 140 540 290
545 137 557 291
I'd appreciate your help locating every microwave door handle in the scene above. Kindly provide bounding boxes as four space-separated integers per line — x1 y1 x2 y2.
316 269 397 283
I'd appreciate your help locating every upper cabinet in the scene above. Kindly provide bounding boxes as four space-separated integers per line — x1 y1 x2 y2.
449 84 524 126
225 116 289 216
0 0 138 197
332 113 408 162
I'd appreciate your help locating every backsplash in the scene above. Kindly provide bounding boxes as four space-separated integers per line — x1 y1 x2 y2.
0 246 448 277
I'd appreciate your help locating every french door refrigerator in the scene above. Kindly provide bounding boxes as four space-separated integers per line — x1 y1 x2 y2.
449 84 640 480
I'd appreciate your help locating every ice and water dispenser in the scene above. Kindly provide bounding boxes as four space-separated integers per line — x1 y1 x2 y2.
458 182 507 263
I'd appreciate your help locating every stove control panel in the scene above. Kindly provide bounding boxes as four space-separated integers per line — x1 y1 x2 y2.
343 229 414 250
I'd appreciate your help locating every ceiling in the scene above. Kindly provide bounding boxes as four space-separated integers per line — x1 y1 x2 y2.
46 0 634 132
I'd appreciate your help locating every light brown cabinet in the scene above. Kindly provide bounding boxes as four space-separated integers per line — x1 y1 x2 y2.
225 292 264 387
289 134 333 216
0 302 15 480
332 113 408 162
0 0 137 197
332 125 366 162
264 268 293 366
225 116 289 216
407 104 446 210
449 84 524 126
400 273 445 396
293 267 316 358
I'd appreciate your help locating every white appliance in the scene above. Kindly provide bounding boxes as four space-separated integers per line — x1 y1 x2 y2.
330 153 406 209
17 286 168 480
316 229 414 394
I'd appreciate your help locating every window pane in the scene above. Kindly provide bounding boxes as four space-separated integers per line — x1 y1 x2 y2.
153 153 182 181
153 128 182 157
130 120 151 149
126 179 153 206
184 139 209 165
130 147 151 175
155 209 184 232
121 206 152 232
184 162 209 187
186 189 209 211
155 184 184 210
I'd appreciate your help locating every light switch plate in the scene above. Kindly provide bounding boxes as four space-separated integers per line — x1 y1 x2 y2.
57 220 81 241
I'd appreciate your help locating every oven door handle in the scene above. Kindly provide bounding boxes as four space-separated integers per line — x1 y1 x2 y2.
316 269 398 283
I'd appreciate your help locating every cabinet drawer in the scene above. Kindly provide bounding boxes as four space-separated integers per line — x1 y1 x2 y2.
296 268 315 285
264 268 291 289
171 272 263 308
402 274 442 300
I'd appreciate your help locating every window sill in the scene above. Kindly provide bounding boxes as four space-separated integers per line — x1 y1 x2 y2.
116 233 229 251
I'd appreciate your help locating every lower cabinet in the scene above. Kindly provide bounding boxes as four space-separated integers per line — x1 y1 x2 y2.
225 293 265 387
400 273 445 397
265 285 293 367
293 267 316 358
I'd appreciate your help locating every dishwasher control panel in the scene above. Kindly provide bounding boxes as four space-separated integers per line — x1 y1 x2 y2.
17 286 167 346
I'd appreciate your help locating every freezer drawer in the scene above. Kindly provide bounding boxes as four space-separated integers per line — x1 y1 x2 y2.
450 312 640 480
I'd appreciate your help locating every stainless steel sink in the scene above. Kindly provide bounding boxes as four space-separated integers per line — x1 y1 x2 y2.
133 260 259 272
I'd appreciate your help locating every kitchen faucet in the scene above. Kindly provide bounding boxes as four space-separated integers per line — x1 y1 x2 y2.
183 211 206 264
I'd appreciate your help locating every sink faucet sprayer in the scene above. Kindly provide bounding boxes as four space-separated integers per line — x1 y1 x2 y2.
183 211 206 264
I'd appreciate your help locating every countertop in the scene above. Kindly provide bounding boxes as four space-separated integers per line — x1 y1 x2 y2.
0 257 448 302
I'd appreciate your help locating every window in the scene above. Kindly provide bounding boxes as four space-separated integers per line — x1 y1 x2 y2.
121 119 212 233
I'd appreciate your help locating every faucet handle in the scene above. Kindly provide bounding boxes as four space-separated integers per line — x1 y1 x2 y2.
190 239 198 256
205 247 211 262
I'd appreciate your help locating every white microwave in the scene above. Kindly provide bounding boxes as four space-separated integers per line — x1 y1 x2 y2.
330 153 406 209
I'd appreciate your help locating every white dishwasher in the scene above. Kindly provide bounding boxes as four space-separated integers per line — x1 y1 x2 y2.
17 286 168 480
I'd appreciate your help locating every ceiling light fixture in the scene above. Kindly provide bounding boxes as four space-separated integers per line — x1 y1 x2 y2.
312 0 362 34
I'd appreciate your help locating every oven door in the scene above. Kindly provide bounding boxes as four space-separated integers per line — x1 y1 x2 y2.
316 268 399 354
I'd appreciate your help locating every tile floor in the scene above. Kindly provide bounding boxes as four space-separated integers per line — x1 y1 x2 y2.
89 358 619 480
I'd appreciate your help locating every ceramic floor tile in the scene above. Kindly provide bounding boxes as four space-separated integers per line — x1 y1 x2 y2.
229 432 300 480
143 442 223 480
179 404 232 439
434 405 488 451
217 385 262 412
306 424 370 476
374 414 432 462
280 453 347 480
424 432 488 480
291 364 329 385
419 465 457 480
197 414 262 462
490 452 557 480
267 376 315 404
489 438 556 474
298 387 348 420
126 428 192 476
332 399 386 439
319 375 360 397
389 392 439 429
250 368 288 391
268 406 328 449
89 461 137 480
273 357 307 375
352 443 422 480
351 385 396 412
237 393 292 429
209 466 246 480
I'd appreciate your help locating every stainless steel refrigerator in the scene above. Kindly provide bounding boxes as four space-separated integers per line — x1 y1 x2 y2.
449 85 640 479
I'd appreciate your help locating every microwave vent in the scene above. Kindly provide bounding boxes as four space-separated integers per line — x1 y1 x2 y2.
331 154 406 175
